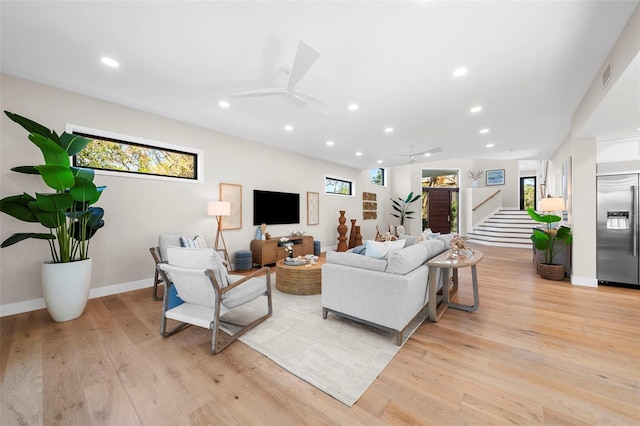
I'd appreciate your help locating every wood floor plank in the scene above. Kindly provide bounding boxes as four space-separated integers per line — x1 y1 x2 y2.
1 311 45 425
1 244 639 424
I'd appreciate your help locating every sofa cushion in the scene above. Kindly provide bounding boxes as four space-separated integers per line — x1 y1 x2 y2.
386 238 447 275
325 251 388 272
364 239 406 259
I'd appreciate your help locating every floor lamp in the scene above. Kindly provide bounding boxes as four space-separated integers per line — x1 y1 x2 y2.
208 201 232 267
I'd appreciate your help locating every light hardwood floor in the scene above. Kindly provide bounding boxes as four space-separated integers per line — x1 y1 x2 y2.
1 244 639 425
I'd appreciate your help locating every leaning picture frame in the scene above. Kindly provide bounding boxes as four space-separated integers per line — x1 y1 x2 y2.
307 191 319 225
219 183 242 229
486 169 505 186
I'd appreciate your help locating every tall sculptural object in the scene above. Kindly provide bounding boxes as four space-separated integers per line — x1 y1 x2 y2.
337 210 348 252
354 226 363 247
348 219 357 248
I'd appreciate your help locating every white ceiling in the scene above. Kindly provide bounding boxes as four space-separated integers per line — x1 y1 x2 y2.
2 1 638 170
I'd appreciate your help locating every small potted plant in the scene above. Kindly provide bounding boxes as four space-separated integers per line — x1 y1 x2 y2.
0 111 106 321
390 192 421 235
527 206 572 280
467 169 483 187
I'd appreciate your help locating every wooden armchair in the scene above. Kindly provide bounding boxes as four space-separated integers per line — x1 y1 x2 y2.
157 246 272 354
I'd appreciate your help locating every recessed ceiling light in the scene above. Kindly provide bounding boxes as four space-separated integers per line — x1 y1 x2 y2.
384 127 394 133
100 57 119 68
218 101 230 109
377 160 383 164
479 128 490 134
637 127 640 131
486 143 495 148
452 67 468 77
284 125 293 131
348 104 359 111
355 152 363 156
326 140 334 146
470 106 482 113
424 152 431 157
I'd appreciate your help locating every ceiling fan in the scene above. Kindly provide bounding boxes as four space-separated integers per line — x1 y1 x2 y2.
390 142 443 164
228 40 332 115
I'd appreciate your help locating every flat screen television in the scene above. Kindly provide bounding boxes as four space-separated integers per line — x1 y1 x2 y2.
253 190 300 225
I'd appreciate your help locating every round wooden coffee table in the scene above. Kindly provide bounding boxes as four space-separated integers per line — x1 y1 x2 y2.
275 258 325 295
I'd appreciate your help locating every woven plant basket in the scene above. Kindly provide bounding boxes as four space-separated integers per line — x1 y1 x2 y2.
539 263 565 281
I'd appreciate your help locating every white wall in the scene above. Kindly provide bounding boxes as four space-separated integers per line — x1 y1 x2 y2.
0 75 391 313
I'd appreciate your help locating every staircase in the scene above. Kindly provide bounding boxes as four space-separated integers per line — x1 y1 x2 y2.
466 209 535 249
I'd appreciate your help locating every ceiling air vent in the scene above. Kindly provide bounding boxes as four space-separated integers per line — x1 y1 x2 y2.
602 63 611 88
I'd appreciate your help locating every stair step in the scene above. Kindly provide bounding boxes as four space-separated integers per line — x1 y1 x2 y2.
466 239 532 249
472 229 532 237
466 233 532 244
467 208 535 249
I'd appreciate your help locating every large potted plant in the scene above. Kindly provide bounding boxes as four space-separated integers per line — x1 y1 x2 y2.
0 111 106 321
390 192 421 234
526 206 572 280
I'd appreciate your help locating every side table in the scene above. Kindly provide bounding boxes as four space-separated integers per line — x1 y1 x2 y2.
427 249 484 322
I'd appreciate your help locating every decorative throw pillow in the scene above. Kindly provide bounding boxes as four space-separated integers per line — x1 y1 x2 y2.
365 240 388 259
384 238 406 258
180 236 196 248
193 235 208 249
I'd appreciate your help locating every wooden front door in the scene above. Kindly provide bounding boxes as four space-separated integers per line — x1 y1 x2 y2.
427 189 452 234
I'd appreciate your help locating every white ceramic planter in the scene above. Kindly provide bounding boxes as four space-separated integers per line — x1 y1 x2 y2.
41 258 92 322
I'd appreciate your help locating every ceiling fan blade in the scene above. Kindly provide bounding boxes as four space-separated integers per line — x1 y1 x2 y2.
292 91 332 115
412 147 443 156
229 88 287 98
286 40 320 92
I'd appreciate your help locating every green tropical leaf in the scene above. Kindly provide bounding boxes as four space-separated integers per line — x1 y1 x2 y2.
4 111 53 139
71 167 95 182
69 176 98 203
35 192 73 212
59 132 91 156
34 209 65 228
1 232 55 248
11 166 39 175
404 192 414 203
0 194 38 222
28 133 70 167
34 165 75 191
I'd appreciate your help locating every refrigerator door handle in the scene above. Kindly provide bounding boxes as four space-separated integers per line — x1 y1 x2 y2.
634 185 638 257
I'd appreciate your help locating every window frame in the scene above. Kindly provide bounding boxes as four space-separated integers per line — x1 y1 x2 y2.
66 124 204 183
324 175 355 197
370 167 386 187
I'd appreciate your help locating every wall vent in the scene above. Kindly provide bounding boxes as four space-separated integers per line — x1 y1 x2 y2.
602 63 611 88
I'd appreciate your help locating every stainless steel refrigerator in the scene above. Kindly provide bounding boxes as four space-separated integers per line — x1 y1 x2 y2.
596 173 639 286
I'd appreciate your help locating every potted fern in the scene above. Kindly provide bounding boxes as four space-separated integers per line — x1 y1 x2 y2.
526 207 572 280
0 111 106 321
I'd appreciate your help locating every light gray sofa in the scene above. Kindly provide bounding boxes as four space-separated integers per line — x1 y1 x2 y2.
321 234 453 345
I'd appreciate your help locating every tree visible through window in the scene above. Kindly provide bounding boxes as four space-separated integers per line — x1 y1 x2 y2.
370 168 385 186
73 132 197 180
325 176 353 196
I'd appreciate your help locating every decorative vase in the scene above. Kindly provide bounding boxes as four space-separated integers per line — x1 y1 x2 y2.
41 258 93 322
256 226 262 240
337 210 348 252
472 180 479 187
354 226 362 247
348 219 357 248
396 225 406 235
538 263 565 281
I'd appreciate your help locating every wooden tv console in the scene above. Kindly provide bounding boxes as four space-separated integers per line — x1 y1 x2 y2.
250 235 314 267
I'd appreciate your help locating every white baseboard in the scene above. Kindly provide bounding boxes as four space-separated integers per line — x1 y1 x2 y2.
0 278 154 317
570 275 598 287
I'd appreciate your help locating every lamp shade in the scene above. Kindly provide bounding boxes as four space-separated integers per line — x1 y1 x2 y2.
207 201 231 216
539 197 565 212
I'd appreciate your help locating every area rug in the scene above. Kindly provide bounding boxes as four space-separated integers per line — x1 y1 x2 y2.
222 280 429 407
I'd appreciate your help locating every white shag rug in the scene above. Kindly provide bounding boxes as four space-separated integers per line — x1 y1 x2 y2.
222 281 428 407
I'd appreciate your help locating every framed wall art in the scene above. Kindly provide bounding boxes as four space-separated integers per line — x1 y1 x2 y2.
307 191 319 225
486 169 505 186
219 183 242 229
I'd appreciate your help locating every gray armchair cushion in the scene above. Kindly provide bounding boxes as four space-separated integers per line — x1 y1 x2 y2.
159 233 184 261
